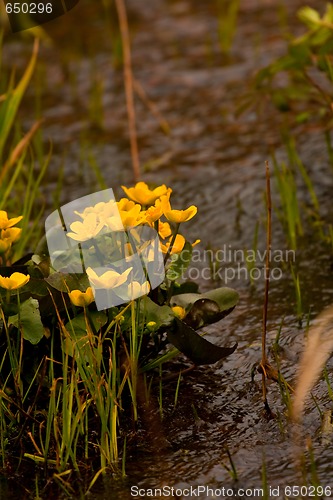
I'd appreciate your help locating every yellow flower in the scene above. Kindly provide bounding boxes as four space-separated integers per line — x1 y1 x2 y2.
172 306 186 320
1 227 22 243
144 200 163 224
158 221 172 239
118 204 144 228
102 199 145 230
161 196 197 223
117 198 137 211
0 211 23 230
127 280 150 299
66 213 104 242
86 267 132 289
68 287 95 307
74 200 116 220
192 239 201 247
115 279 150 301
160 234 185 255
146 321 157 332
121 182 169 206
0 239 11 254
0 272 30 290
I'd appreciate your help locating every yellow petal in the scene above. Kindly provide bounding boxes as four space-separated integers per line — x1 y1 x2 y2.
119 204 143 228
127 280 150 299
164 205 197 223
0 239 11 254
172 306 186 320
0 211 23 230
121 182 169 205
117 198 136 211
192 239 201 247
86 267 132 289
160 234 185 255
158 221 172 239
1 227 22 243
69 287 95 307
145 202 163 224
67 213 104 242
0 272 30 290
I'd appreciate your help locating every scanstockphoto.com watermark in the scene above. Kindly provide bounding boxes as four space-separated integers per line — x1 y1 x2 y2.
130 484 332 498
184 245 296 284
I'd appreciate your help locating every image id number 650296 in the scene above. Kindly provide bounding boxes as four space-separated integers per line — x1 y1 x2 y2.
284 485 331 497
5 2 53 14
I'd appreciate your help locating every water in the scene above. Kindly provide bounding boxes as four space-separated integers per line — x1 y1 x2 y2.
2 0 333 497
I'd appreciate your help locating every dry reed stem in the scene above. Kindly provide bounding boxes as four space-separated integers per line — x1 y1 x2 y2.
133 79 170 135
0 119 43 184
115 0 140 181
261 161 272 410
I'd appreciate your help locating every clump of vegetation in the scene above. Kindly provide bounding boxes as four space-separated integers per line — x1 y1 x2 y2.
0 180 239 489
252 4 333 126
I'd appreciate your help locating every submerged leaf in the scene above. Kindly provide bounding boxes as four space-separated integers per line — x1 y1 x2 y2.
184 298 221 329
171 286 239 327
167 318 237 365
172 286 239 310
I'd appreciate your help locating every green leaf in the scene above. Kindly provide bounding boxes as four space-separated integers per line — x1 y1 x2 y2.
140 296 174 328
8 297 44 344
298 6 320 29
167 318 237 365
63 311 107 357
166 241 193 281
0 40 38 160
45 272 90 293
171 286 239 312
289 41 311 65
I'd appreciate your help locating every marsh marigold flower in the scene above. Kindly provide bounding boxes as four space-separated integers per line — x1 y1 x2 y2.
160 196 197 223
1 227 22 244
74 200 116 220
144 201 163 224
158 221 172 239
0 211 23 230
0 272 30 290
118 203 144 228
68 287 95 307
121 182 169 206
127 280 150 299
66 213 104 242
86 267 132 289
160 234 185 255
116 280 150 301
172 306 186 320
0 240 11 254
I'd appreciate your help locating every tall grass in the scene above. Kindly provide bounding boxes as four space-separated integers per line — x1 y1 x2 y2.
0 38 50 258
217 0 240 55
273 158 302 250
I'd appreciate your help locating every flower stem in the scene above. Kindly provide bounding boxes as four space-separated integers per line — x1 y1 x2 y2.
163 223 180 265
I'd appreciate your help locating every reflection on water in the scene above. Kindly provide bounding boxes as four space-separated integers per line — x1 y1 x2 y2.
2 0 333 497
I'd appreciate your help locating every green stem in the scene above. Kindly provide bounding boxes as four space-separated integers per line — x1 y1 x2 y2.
163 222 180 265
